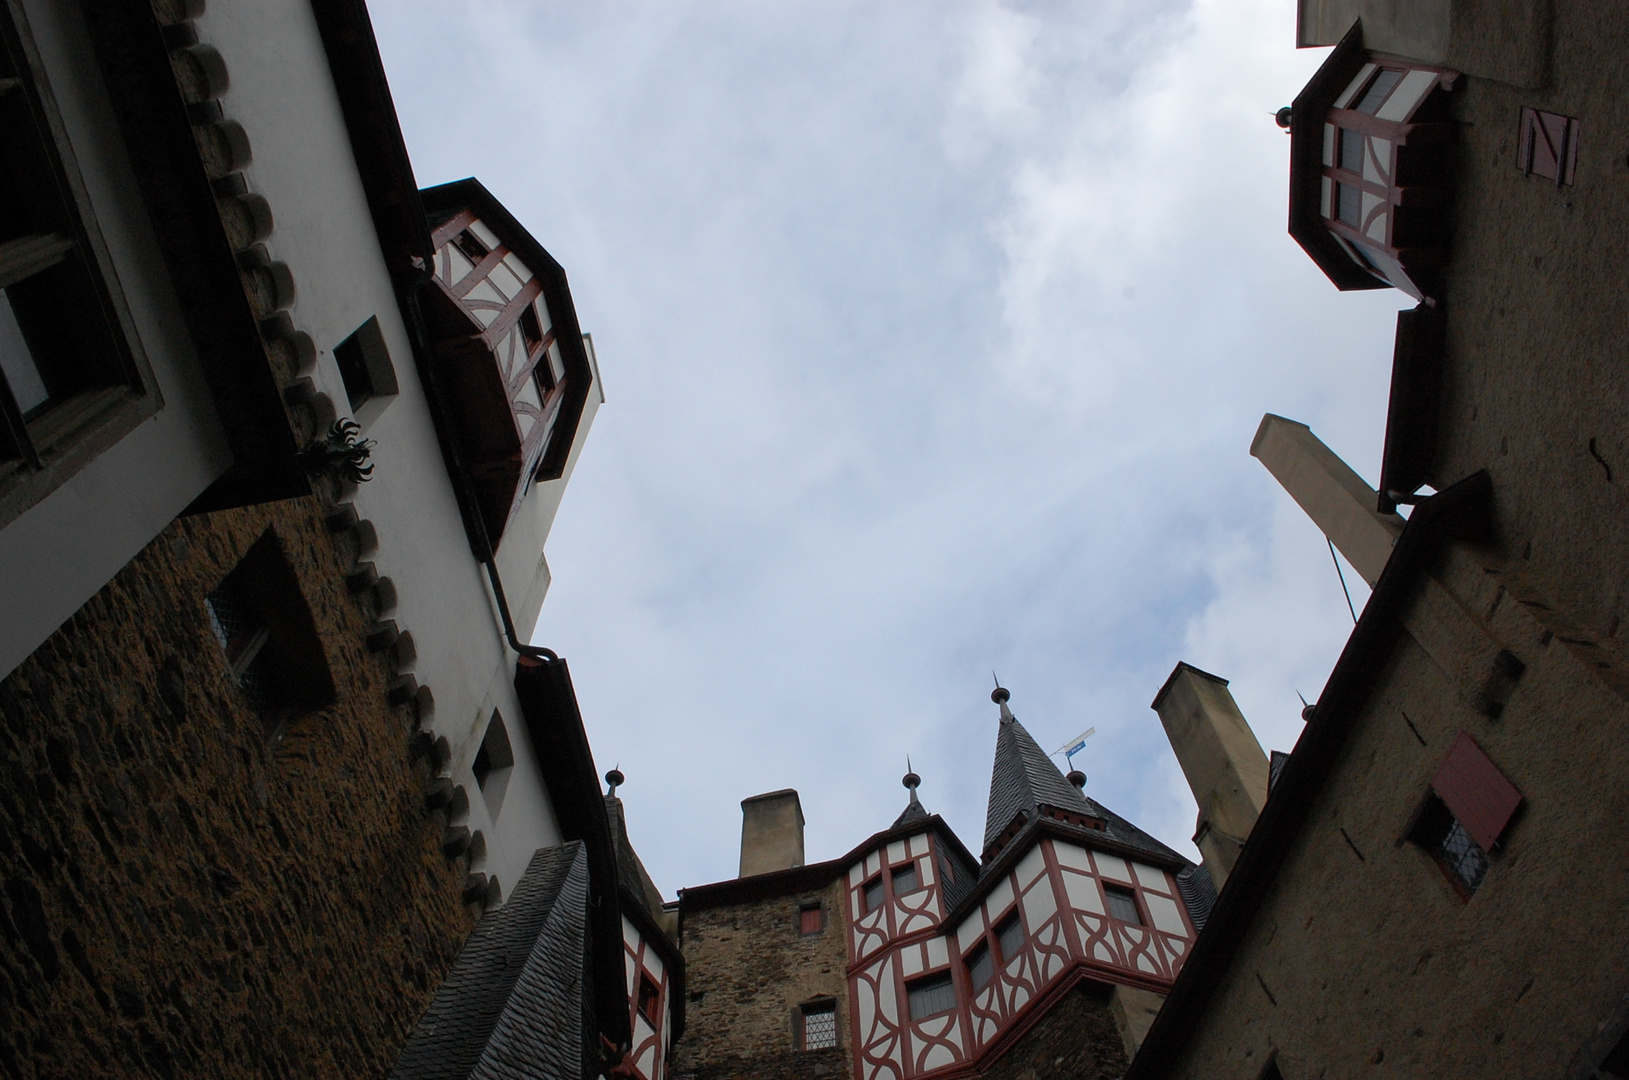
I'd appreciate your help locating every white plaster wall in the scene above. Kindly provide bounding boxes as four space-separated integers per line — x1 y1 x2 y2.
194 0 593 893
0 0 233 680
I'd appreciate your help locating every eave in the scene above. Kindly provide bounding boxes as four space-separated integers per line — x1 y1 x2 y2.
1124 471 1493 1079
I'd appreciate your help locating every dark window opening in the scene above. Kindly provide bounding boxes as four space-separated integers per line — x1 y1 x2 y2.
1339 128 1364 174
0 10 148 476
966 941 994 992
799 903 823 936
1104 884 1142 926
1337 183 1362 228
906 973 956 1021
473 709 515 818
1410 792 1489 897
1353 68 1404 115
204 529 335 737
332 316 398 413
994 912 1024 963
862 876 884 912
453 228 489 262
519 302 544 356
891 861 918 896
637 974 660 1024
800 1001 837 1051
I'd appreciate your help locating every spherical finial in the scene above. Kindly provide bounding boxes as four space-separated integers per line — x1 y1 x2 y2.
1067 770 1086 790
902 770 920 791
991 686 1010 704
1300 702 1317 722
1275 106 1294 130
604 768 624 796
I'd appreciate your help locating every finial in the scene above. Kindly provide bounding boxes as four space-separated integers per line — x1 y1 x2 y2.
604 767 624 797
1067 770 1087 790
1296 689 1316 722
991 674 1010 705
902 757 921 803
1275 106 1293 130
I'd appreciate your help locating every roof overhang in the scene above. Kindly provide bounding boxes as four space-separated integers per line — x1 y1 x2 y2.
1124 470 1493 1079
513 654 633 1052
1287 21 1391 293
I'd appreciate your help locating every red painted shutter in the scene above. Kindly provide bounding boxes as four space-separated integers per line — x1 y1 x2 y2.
1431 731 1522 851
800 906 823 934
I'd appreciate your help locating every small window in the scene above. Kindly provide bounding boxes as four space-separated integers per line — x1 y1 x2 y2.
204 530 335 736
800 1001 837 1051
332 316 398 414
637 974 660 1024
939 856 955 884
799 903 823 936
473 710 515 818
453 228 489 262
1338 128 1364 174
1104 884 1142 926
891 861 918 896
966 941 994 992
1410 793 1489 896
1517 107 1578 186
994 912 1024 962
905 973 956 1021
1336 183 1362 228
519 302 545 358
1353 68 1404 115
862 876 884 912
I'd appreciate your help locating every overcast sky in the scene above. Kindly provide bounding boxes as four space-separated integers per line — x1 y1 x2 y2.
371 0 1410 896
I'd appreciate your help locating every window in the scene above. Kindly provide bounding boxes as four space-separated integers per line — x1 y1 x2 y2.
862 876 884 912
799 903 823 936
473 710 515 818
1411 794 1489 896
966 941 994 992
939 856 955 884
891 861 918 896
1336 183 1361 228
204 530 335 736
637 975 660 1024
906 973 956 1021
1338 128 1364 174
332 316 398 414
1518 107 1578 186
1104 884 1142 926
800 1001 837 1051
1352 68 1404 115
994 912 1024 962
453 228 489 262
0 5 154 512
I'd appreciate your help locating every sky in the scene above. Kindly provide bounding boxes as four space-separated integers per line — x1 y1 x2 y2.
370 0 1412 896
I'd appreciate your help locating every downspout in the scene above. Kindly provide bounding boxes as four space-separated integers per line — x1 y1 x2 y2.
398 255 557 663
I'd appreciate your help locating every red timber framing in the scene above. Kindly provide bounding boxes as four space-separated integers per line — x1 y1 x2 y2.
845 825 1196 1080
417 180 594 552
622 913 671 1080
1288 23 1458 303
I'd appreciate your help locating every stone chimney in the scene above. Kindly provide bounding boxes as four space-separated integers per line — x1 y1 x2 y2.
1151 663 1270 890
738 789 805 878
1250 414 1405 586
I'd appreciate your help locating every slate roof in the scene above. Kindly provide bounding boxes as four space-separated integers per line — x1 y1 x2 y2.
983 701 1186 868
892 792 930 828
605 795 666 923
391 843 590 1080
1175 863 1217 932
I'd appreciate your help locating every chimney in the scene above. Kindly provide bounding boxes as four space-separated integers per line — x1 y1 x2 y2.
1151 663 1270 890
1250 414 1405 587
739 789 805 878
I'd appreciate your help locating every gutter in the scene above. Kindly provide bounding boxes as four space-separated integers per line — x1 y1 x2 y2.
1124 471 1492 1079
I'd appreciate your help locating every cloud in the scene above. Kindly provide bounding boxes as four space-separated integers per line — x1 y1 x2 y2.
371 0 1412 892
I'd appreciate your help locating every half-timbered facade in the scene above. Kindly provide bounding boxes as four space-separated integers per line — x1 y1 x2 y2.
1288 24 1458 302
675 688 1213 1080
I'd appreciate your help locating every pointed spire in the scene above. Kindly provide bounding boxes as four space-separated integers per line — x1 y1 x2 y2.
893 760 929 827
982 684 1092 852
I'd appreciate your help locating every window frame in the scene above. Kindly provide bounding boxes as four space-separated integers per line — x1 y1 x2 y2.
993 911 1024 964
890 859 919 897
965 939 995 992
636 973 661 1025
798 902 824 936
862 875 885 913
904 972 956 1022
0 0 159 525
1103 883 1143 926
798 999 838 1051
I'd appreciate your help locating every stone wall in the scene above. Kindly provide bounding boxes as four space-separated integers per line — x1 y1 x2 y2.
0 494 473 1079
674 876 850 1080
981 981 1130 1080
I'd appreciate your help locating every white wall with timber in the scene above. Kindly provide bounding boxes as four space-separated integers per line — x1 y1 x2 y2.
0 0 233 681
194 0 600 898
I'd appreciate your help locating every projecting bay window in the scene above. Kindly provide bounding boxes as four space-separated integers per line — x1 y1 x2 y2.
0 6 155 519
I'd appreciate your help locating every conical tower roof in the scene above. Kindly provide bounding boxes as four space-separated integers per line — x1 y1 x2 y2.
982 687 1185 866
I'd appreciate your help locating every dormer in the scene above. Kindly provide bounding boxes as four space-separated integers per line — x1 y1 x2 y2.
418 179 593 552
1288 23 1458 302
